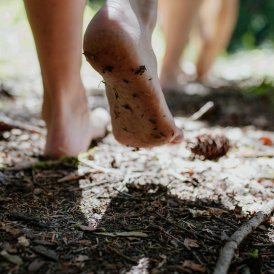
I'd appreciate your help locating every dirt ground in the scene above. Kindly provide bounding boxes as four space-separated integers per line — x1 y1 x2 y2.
0 79 274 274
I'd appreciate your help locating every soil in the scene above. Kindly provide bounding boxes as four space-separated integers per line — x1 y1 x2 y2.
0 80 274 274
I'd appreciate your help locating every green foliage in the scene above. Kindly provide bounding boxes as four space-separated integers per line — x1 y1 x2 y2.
33 157 79 171
246 78 274 105
229 0 274 51
249 249 259 259
88 0 105 10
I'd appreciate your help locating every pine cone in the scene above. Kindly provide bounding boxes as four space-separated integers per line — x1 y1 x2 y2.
186 133 230 160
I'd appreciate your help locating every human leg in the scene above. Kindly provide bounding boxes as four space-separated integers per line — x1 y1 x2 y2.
24 0 109 158
159 0 202 90
196 0 239 80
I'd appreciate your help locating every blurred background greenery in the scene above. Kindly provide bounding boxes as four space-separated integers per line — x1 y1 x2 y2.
89 0 274 52
1 0 274 105
229 0 274 51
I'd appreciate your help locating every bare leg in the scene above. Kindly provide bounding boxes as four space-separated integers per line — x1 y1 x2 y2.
23 0 109 158
84 0 183 147
196 0 239 80
159 0 202 90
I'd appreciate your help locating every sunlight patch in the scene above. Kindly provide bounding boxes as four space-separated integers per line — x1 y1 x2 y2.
127 257 150 274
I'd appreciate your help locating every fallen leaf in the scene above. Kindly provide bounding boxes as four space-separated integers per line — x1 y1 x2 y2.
182 260 206 273
94 231 148 238
0 250 23 265
75 255 89 262
28 259 45 272
208 207 226 217
76 224 97 232
189 209 210 218
184 238 200 248
189 207 226 218
18 236 30 247
0 224 21 236
57 173 85 183
234 205 242 215
171 239 178 248
33 188 43 195
31 245 58 261
0 197 12 202
259 136 273 146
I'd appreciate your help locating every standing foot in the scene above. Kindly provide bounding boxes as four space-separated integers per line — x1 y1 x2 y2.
43 82 109 158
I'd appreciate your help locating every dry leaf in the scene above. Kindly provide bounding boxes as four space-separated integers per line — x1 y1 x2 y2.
207 207 226 217
31 245 58 261
189 208 226 218
189 209 210 218
28 259 45 272
77 225 97 232
0 250 23 265
184 238 200 248
57 173 84 183
0 224 21 236
94 231 148 238
18 236 30 247
75 255 89 262
259 136 273 146
182 260 206 273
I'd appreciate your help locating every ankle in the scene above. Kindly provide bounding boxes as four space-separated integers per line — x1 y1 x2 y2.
129 0 157 29
43 80 88 118
105 0 157 30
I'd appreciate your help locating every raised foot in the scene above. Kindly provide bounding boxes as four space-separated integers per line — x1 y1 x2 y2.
83 5 183 148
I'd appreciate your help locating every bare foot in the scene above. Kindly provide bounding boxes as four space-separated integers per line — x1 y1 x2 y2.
83 2 182 148
43 82 109 158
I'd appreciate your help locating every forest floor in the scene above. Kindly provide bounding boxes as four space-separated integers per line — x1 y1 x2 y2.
0 3 274 272
0 76 274 274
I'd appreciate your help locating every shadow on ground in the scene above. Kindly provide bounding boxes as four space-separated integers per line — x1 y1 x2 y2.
0 165 273 274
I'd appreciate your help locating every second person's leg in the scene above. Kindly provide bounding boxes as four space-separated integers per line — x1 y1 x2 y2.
196 0 239 80
159 0 202 90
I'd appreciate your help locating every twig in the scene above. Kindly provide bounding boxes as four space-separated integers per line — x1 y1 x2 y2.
189 101 215 121
155 212 220 244
0 115 43 134
7 212 48 228
108 246 137 263
79 158 122 175
213 199 274 274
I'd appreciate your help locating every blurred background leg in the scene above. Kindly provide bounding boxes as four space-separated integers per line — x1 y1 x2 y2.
196 0 239 81
159 0 202 90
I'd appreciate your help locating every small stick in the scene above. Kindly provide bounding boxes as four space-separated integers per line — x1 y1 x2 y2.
0 115 43 134
213 199 274 274
189 101 214 121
